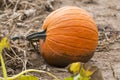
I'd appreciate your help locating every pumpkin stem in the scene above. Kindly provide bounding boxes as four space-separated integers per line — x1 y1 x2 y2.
26 30 46 42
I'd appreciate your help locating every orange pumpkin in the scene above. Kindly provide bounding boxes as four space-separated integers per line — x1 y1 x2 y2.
27 6 98 67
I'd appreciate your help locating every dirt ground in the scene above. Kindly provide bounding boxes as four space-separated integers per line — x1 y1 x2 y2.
0 0 120 80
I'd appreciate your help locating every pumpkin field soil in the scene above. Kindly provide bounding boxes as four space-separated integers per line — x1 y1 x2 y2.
0 0 120 80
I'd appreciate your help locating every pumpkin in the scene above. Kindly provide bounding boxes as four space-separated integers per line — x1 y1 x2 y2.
27 6 98 67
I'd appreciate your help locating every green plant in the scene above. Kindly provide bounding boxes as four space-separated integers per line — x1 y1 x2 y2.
64 62 97 80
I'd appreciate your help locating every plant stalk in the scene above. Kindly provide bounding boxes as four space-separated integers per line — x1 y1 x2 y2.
8 69 59 80
0 50 8 80
26 30 46 42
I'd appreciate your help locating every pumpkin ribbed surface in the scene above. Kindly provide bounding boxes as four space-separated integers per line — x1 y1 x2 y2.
40 6 98 67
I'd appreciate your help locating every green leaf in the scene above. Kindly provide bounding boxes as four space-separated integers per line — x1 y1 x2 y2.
73 74 80 80
64 72 81 80
68 62 81 74
85 70 93 77
80 67 86 77
85 66 98 77
9 75 39 80
79 76 90 80
0 37 10 51
79 67 90 80
64 76 73 80
65 62 97 80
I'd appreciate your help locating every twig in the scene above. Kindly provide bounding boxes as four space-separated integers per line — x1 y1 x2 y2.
22 40 28 71
10 44 27 71
3 0 8 8
8 24 16 39
10 47 24 64
13 0 21 12
5 58 22 65
24 29 38 36
22 50 27 71
110 63 119 80
20 1 42 9
24 15 43 24
3 49 14 59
